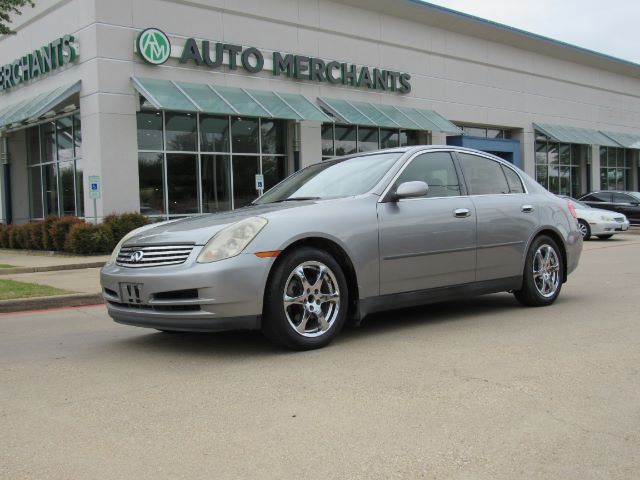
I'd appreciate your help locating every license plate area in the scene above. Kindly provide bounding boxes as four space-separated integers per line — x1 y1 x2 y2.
120 283 144 304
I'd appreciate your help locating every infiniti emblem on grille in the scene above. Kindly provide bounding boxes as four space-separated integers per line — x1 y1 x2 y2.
130 250 145 263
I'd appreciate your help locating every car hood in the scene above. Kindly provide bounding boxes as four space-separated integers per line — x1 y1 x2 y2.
125 199 352 246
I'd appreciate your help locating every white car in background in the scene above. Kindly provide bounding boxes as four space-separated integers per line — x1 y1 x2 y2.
559 196 630 240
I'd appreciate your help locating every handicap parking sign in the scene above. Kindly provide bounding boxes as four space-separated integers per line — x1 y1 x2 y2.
88 175 101 199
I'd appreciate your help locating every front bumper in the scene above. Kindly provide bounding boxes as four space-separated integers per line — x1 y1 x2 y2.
589 220 630 235
100 249 274 332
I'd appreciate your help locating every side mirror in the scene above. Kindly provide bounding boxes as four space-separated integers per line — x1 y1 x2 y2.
395 181 428 200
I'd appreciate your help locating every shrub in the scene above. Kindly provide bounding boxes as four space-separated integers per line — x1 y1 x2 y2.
64 223 114 255
49 216 83 252
42 216 59 251
27 221 45 250
7 225 22 249
16 224 32 250
103 212 149 245
0 224 8 248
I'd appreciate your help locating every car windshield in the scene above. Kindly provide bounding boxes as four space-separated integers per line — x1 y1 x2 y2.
571 199 591 209
628 192 640 202
254 152 402 204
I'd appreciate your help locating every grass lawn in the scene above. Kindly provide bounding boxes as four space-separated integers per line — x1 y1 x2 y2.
0 264 16 268
0 279 72 300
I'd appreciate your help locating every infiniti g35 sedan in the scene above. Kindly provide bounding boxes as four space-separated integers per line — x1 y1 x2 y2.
101 146 583 350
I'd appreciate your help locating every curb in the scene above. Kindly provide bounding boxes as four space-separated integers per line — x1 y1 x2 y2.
0 293 104 313
0 262 106 276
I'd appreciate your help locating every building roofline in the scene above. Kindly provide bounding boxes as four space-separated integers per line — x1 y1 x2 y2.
403 0 640 71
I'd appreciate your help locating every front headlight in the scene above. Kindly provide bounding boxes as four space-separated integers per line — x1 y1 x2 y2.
197 217 268 263
600 215 614 221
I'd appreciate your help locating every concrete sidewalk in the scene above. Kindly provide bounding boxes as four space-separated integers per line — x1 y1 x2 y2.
0 250 105 312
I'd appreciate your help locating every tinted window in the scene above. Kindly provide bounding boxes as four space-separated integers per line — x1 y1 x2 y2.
458 153 509 195
582 192 611 202
613 193 635 204
501 165 525 193
394 152 460 198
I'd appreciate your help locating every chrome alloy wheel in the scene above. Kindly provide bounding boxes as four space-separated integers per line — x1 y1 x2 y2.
533 244 560 298
577 222 588 238
283 261 341 337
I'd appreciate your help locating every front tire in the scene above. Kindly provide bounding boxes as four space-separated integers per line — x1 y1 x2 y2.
262 247 348 350
578 220 591 240
514 235 563 307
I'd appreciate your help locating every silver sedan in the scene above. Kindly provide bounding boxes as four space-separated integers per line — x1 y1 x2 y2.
101 146 583 350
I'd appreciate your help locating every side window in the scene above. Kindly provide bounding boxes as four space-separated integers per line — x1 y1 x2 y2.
613 193 633 204
457 153 509 195
501 165 525 193
394 151 461 198
584 192 611 202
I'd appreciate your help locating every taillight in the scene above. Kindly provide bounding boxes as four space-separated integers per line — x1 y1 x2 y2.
567 200 577 219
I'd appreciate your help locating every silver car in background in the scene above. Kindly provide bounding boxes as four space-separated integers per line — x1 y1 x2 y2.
101 146 583 350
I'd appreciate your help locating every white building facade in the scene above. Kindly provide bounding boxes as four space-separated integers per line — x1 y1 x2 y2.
1 0 639 223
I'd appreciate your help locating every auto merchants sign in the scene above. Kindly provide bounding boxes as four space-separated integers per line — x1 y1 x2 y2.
0 35 78 92
135 28 412 94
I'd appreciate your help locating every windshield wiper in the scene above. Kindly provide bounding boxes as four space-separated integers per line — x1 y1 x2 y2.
271 196 321 203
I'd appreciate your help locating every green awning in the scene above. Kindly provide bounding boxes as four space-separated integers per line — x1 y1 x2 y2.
131 77 332 122
0 81 80 130
534 122 621 147
318 97 461 134
600 131 640 149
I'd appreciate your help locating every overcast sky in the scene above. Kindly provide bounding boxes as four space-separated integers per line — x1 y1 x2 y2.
421 0 640 64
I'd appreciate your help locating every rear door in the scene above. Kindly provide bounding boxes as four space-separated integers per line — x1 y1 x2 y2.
611 193 640 223
456 152 538 282
377 150 476 295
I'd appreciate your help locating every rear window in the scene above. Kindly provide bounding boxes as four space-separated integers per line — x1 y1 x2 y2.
457 153 509 195
501 165 525 193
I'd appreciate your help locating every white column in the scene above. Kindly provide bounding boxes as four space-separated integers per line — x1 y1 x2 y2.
590 144 600 191
431 131 447 145
299 120 322 169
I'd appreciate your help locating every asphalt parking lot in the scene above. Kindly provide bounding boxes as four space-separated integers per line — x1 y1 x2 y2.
1 233 639 480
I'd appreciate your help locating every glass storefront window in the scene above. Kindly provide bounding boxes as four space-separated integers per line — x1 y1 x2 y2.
165 112 197 151
231 117 259 153
534 132 584 197
166 153 198 214
56 117 74 162
137 111 163 151
26 113 82 219
138 152 165 216
27 127 40 165
43 163 58 216
400 130 419 146
334 125 357 156
261 119 286 154
200 115 229 152
29 166 43 219
262 156 287 190
600 147 630 191
58 161 76 215
41 121 56 163
321 124 334 156
380 128 399 149
201 155 231 213
137 113 288 216
358 127 379 152
232 155 260 208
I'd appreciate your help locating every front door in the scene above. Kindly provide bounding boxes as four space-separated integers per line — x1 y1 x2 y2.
378 151 477 295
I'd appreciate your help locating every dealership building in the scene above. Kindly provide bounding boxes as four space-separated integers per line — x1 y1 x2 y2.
1 0 640 224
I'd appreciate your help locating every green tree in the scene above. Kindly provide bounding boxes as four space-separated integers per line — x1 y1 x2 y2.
0 0 35 35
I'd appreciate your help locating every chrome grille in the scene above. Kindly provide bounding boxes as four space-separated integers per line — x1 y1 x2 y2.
116 245 194 268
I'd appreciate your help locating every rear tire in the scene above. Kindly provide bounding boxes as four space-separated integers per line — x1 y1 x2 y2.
578 220 591 240
514 235 563 307
262 247 348 350
597 234 613 240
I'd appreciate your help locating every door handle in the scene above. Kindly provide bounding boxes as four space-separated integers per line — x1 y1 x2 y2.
454 208 471 218
521 205 535 213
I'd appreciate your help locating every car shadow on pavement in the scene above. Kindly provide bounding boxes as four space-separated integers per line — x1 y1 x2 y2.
110 292 559 356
